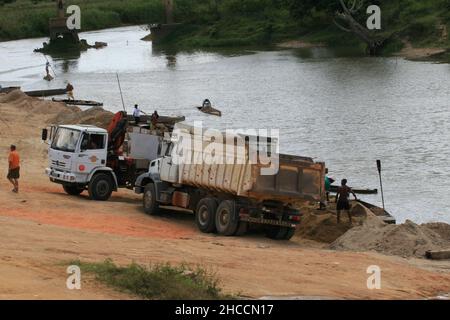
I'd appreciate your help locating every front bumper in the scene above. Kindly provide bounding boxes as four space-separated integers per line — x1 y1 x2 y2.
46 168 78 184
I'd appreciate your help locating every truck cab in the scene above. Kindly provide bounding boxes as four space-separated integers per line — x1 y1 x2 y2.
44 124 118 200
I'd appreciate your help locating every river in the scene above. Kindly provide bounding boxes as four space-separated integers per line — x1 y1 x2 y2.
1 25 450 224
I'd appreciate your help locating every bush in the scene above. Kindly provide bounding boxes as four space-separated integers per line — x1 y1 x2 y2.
71 259 230 300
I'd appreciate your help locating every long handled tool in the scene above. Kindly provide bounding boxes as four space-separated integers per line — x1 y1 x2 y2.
116 73 126 112
377 160 386 210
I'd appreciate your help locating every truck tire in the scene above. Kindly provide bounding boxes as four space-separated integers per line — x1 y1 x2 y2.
266 226 288 240
215 200 239 236
195 198 217 233
266 226 296 240
88 173 113 201
63 185 84 196
143 183 160 215
284 227 296 240
234 221 248 236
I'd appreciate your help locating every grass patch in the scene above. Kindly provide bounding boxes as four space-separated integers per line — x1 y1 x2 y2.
70 259 231 300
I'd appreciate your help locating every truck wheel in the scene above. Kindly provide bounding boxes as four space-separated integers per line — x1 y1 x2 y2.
284 228 296 240
63 185 84 196
88 173 113 201
234 221 248 236
143 183 160 215
195 198 217 233
266 226 288 240
266 226 296 240
215 200 239 236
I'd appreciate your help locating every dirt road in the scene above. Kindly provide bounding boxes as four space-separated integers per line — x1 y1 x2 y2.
1 91 450 300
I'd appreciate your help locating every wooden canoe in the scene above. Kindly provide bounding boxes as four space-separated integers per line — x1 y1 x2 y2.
52 98 103 107
25 88 67 97
329 185 378 195
0 86 20 94
196 106 222 117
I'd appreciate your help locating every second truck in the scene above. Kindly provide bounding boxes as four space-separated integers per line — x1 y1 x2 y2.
134 125 326 240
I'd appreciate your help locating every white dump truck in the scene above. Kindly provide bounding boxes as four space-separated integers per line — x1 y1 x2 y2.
42 112 183 200
134 125 326 240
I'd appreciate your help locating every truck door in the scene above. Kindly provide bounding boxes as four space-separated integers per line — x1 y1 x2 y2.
77 133 108 174
160 156 179 183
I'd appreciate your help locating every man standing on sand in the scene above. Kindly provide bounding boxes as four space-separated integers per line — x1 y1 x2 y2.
7 145 20 193
66 83 74 100
335 179 357 224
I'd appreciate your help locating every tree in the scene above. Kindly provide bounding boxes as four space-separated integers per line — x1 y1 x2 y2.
333 0 385 55
287 0 386 55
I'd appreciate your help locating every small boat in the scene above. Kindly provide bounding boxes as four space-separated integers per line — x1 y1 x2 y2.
52 98 103 107
196 99 222 117
25 88 67 97
196 106 222 117
0 86 20 94
357 200 396 224
329 185 378 195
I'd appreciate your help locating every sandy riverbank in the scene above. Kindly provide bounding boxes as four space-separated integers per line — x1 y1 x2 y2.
277 39 448 61
1 90 450 299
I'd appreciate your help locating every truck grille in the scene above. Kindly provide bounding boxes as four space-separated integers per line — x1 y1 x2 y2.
51 160 67 168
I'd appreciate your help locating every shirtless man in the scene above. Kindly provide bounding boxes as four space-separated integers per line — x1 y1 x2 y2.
335 179 357 224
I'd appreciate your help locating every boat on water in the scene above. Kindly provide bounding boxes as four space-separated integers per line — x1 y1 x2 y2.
329 185 378 195
196 106 222 117
196 99 222 117
0 86 20 94
25 88 67 97
52 98 103 107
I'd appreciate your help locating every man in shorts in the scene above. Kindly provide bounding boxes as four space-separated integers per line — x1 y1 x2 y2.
335 179 357 224
7 145 20 193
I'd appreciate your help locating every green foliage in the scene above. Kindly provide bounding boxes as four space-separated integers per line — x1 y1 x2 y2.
71 259 229 300
0 0 164 41
1 0 449 53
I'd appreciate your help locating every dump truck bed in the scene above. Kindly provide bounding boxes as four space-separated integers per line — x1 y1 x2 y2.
176 134 325 203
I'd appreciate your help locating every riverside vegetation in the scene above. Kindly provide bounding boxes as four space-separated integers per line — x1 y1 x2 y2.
1 1 450 55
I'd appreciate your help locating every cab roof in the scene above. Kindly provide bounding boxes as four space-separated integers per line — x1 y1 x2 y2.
59 125 107 133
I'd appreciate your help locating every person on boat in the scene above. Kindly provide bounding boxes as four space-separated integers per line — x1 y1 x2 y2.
7 145 20 193
202 99 212 110
133 104 142 124
151 111 160 129
66 83 74 100
335 179 357 224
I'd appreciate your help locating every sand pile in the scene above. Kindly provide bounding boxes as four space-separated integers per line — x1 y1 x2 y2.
49 106 114 129
0 90 114 129
294 202 374 243
331 215 450 258
295 210 353 243
0 90 67 115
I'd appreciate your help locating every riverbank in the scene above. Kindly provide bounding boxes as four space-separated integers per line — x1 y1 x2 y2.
2 0 450 62
1 90 450 299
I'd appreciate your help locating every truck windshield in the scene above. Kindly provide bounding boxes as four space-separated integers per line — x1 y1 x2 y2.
51 128 81 153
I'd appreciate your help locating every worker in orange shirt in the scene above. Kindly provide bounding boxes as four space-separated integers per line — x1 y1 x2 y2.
7 145 20 193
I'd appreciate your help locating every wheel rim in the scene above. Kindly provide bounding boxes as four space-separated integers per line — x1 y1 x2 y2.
144 190 152 208
218 208 230 227
198 205 209 226
96 180 109 197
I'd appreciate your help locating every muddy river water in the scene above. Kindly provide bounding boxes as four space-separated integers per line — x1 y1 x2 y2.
1 25 450 224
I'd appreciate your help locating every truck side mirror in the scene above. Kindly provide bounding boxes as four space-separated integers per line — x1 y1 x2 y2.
42 128 48 141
